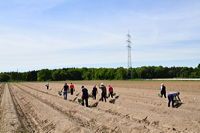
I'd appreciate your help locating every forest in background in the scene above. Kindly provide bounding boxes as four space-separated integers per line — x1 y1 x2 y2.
0 64 200 82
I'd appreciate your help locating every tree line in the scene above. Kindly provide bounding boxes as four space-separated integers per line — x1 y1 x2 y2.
0 64 200 82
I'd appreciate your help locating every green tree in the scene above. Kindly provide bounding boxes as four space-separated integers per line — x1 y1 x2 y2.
198 64 200 69
37 69 52 81
26 71 38 81
52 70 62 81
189 72 197 78
81 68 91 80
0 73 10 82
136 67 147 78
154 66 164 78
132 68 138 78
115 67 127 80
9 72 19 81
82 71 92 80
196 64 200 77
95 68 107 80
105 68 115 80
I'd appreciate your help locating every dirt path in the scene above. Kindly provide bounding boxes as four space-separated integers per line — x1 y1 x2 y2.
0 84 23 132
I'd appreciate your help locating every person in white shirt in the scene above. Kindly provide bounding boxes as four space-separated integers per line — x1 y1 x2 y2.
160 83 166 98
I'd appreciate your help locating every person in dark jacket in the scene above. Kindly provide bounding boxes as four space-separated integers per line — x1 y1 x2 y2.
92 85 98 100
168 92 181 107
81 86 89 107
99 83 107 102
160 83 166 98
61 83 69 100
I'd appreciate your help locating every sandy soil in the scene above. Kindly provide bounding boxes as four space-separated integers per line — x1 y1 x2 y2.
0 81 200 133
0 84 23 132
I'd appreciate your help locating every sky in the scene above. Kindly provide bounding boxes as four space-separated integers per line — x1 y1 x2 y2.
0 0 200 72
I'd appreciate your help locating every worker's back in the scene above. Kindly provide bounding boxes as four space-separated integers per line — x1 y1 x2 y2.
168 92 178 96
82 88 88 98
100 85 107 94
64 84 69 91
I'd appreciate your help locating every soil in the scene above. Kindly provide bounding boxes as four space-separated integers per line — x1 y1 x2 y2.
0 81 200 133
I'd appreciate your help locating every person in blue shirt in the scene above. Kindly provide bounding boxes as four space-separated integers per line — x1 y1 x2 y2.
81 86 89 107
61 83 69 100
168 92 181 107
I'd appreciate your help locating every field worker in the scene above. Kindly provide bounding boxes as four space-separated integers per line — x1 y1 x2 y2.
61 83 69 100
108 85 114 98
70 83 75 95
99 83 107 102
168 92 181 107
160 83 166 98
92 85 98 100
45 82 49 90
81 86 89 107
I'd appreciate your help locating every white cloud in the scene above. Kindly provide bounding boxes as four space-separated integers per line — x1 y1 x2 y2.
0 1 200 71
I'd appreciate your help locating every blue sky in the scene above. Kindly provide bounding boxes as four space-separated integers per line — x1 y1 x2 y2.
0 0 200 72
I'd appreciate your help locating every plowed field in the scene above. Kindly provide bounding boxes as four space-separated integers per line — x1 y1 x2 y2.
0 81 200 133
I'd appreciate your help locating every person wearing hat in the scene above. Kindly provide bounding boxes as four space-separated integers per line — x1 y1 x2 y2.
160 83 166 98
61 83 69 100
81 86 89 107
99 83 107 102
167 92 181 107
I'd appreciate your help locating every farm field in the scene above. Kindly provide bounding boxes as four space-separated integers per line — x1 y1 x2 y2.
0 81 200 133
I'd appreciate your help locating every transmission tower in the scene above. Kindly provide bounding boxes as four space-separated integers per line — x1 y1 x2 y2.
127 32 132 68
127 31 133 78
